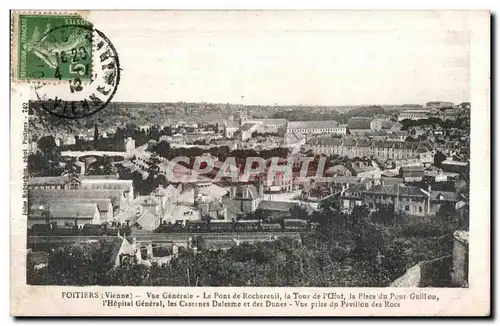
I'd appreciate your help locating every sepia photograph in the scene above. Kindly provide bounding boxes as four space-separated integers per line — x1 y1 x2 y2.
10 10 489 316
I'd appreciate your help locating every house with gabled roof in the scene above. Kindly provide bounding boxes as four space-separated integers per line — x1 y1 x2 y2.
28 202 100 228
29 193 114 222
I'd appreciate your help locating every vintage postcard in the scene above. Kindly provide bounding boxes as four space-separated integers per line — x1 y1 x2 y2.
10 10 490 316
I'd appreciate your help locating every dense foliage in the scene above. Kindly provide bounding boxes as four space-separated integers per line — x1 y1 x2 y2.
28 200 466 287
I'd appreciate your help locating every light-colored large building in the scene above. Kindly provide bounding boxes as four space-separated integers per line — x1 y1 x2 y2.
29 192 114 222
303 137 434 162
240 118 288 134
398 109 431 121
426 101 454 109
28 202 101 228
347 118 383 135
223 120 240 138
28 176 135 213
239 122 261 141
286 120 347 136
284 131 306 153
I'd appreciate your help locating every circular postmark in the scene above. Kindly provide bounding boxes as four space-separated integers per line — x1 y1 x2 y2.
33 24 120 119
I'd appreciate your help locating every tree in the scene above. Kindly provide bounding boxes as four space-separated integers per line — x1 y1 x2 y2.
289 206 309 221
192 235 207 251
437 202 456 224
27 241 116 285
434 151 447 168
87 155 116 176
93 124 99 150
37 135 57 153
372 203 396 225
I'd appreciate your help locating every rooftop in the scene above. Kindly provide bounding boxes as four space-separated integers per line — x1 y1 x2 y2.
240 123 258 131
257 118 288 126
232 184 260 201
287 120 340 130
400 109 432 114
347 119 372 130
29 188 128 207
80 179 133 191
306 137 433 152
29 202 98 219
28 176 70 186
29 195 113 212
258 201 298 212
400 166 425 172
431 191 459 202
135 211 159 231
224 120 239 129
364 184 427 197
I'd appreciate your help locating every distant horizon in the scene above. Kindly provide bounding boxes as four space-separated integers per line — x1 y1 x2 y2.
108 100 468 108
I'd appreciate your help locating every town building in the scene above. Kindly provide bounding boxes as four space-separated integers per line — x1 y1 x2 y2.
286 120 347 136
441 159 469 174
241 118 288 134
28 176 135 213
223 184 263 220
429 190 461 215
80 178 134 210
257 201 300 219
399 166 425 182
303 137 434 162
28 176 82 190
284 131 306 153
326 164 353 177
437 108 462 121
198 201 227 221
342 184 431 216
261 169 293 193
29 192 114 222
459 102 471 110
426 101 455 109
348 162 381 178
347 118 382 135
397 109 431 121
341 182 461 217
223 120 240 138
239 123 261 141
28 202 100 228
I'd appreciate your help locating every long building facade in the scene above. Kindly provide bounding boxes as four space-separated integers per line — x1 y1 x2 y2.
286 120 347 136
303 137 434 161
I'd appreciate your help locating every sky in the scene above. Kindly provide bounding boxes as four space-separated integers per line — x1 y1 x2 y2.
88 11 471 106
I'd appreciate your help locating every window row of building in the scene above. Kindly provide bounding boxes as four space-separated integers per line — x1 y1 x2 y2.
303 138 434 162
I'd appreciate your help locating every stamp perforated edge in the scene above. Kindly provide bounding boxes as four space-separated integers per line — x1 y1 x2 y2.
10 10 92 86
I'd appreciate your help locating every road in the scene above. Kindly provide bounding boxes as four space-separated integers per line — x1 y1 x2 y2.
27 232 302 245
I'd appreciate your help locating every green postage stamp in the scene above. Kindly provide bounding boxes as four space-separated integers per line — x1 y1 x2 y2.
16 13 93 81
